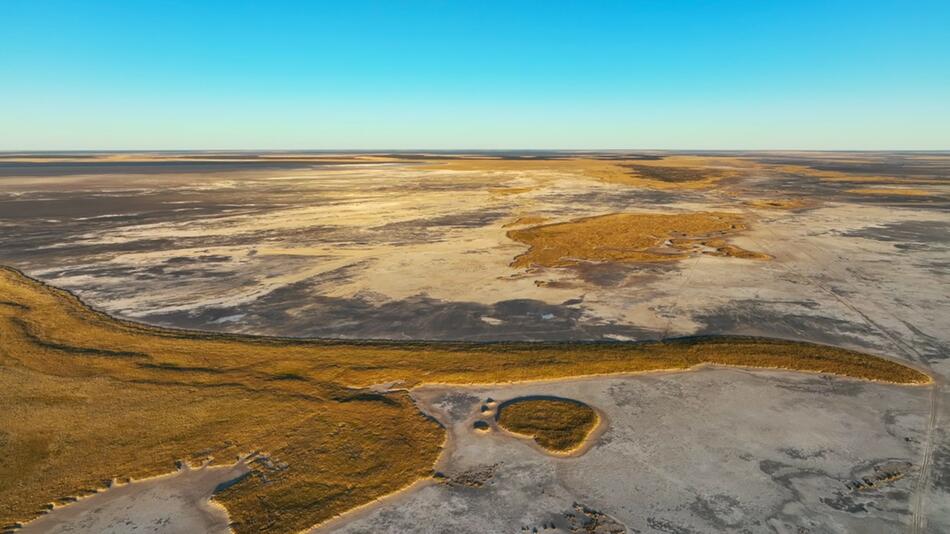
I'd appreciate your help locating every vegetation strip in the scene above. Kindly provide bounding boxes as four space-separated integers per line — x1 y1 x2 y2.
0 266 930 533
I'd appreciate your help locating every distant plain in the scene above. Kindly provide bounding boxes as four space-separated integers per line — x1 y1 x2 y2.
1 151 948 533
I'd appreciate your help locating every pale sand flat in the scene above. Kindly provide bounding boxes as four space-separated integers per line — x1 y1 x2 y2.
18 460 250 534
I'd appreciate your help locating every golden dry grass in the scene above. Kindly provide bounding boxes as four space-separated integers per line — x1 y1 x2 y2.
507 212 769 268
421 155 755 190
496 397 598 452
846 187 934 197
0 266 929 532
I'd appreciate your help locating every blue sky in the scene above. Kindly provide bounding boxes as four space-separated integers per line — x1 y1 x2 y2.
2 1 948 150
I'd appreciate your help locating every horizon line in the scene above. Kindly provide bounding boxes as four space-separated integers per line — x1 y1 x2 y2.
2 148 950 153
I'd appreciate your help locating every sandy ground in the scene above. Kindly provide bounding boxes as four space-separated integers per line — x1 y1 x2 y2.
15 460 250 534
319 368 936 533
1 153 945 347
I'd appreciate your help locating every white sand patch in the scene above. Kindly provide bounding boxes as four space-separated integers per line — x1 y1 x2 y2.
18 458 252 534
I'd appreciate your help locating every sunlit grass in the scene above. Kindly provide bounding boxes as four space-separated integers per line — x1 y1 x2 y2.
507 212 769 268
0 266 929 533
847 187 933 197
496 397 598 453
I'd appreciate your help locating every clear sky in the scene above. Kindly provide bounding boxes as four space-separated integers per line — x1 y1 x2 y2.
2 1 949 150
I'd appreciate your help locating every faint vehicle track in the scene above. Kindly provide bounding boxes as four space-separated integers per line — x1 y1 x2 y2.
911 381 941 533
660 252 704 339
730 199 940 533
